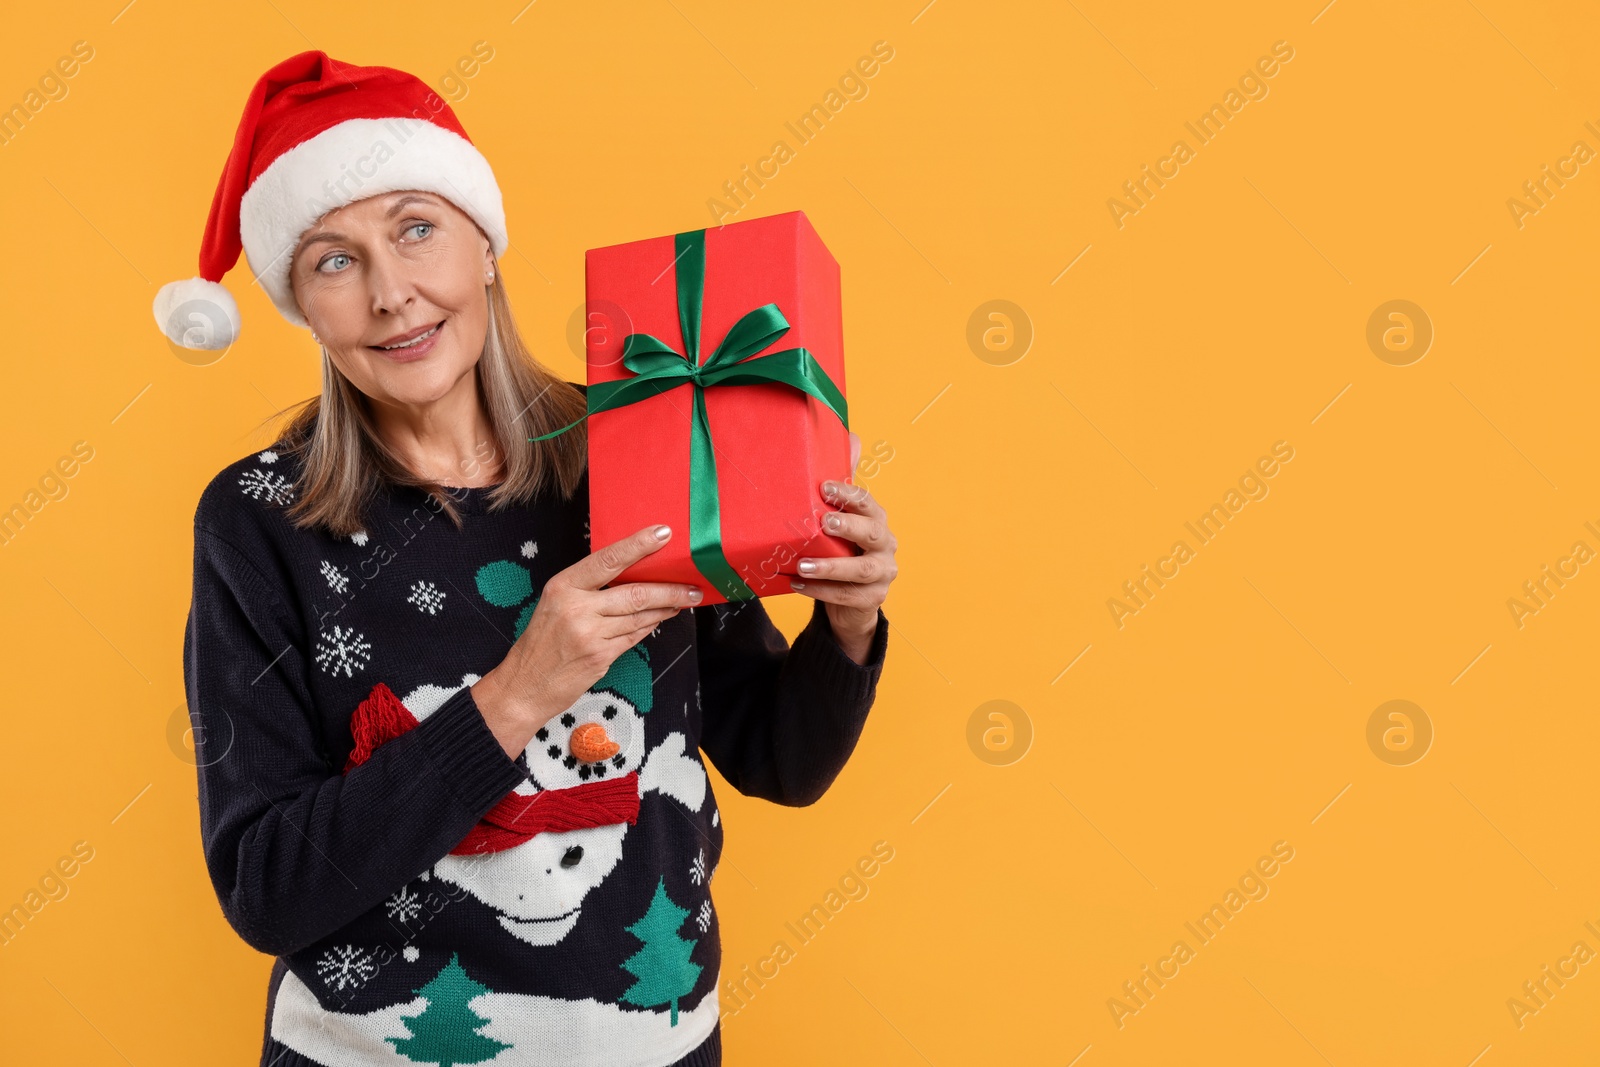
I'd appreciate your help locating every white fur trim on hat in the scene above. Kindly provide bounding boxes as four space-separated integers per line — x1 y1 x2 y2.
152 276 242 349
238 117 508 330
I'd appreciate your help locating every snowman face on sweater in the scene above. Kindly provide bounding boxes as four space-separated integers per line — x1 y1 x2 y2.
403 665 705 949
526 688 647 789
428 682 645 945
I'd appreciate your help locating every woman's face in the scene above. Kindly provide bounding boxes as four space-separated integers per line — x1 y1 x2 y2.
289 190 495 411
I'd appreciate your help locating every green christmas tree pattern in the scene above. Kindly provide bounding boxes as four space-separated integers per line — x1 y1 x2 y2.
388 952 512 1066
619 876 702 1025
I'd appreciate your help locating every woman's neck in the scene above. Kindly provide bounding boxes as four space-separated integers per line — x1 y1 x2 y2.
370 382 503 488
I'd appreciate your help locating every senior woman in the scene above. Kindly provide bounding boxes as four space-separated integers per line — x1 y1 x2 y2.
163 52 895 1067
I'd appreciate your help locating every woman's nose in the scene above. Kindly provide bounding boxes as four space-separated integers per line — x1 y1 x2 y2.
366 247 418 316
569 722 619 763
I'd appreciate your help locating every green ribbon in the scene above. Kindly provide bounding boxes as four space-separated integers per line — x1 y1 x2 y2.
529 228 849 601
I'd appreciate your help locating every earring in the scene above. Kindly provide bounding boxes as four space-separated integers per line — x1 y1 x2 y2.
311 332 319 343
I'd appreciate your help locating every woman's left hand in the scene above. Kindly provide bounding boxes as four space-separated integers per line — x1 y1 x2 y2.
791 431 898 663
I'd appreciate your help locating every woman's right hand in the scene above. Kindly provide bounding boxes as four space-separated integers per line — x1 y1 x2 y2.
471 524 703 757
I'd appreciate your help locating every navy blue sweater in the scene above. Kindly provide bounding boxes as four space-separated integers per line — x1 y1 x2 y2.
182 400 888 1067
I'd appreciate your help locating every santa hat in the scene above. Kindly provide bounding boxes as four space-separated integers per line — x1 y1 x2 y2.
152 50 508 350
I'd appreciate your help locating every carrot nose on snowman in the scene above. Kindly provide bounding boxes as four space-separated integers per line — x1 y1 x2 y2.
569 722 620 763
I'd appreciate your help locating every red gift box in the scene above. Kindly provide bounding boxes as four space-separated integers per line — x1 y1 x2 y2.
582 210 854 606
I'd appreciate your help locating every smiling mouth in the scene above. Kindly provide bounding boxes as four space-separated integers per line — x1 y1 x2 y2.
497 906 581 946
511 906 578 925
372 321 444 351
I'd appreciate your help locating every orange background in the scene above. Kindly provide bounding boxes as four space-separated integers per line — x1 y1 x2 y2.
2 1 1599 1063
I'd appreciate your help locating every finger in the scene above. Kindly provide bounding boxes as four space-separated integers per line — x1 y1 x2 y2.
599 604 682 640
787 576 883 608
616 611 673 646
848 431 861 474
794 551 895 586
819 510 895 553
824 477 884 520
593 581 702 618
570 524 674 590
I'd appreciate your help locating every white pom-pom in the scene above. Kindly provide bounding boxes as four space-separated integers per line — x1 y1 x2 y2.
152 277 240 350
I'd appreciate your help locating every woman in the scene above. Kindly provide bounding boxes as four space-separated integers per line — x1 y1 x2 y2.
164 52 896 1067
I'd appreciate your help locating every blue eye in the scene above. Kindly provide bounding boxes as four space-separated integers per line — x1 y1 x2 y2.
404 222 433 240
317 253 351 274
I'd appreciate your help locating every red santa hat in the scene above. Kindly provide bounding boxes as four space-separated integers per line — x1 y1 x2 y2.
152 50 508 350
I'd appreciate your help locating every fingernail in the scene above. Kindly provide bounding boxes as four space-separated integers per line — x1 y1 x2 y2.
687 588 702 601
798 560 817 574
790 580 806 590
654 525 671 540
821 480 836 496
826 514 841 530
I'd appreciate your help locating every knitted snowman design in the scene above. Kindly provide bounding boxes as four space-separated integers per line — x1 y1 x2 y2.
280 620 720 1062
407 593 708 948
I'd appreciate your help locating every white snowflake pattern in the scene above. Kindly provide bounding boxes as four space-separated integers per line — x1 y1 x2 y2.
315 944 377 991
385 885 423 924
690 848 707 886
320 560 349 595
238 466 295 505
520 540 538 559
408 580 446 615
696 899 713 932
314 625 372 677
257 449 279 464
403 946 420 962
350 530 369 546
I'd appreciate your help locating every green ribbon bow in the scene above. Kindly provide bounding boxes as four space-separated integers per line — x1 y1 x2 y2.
529 227 849 602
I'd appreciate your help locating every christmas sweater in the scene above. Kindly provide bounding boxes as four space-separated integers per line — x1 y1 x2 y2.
181 402 890 1067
